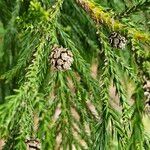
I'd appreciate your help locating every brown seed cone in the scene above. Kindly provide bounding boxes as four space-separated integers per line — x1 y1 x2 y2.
143 79 150 103
25 138 41 150
50 44 74 71
109 32 127 49
143 77 150 114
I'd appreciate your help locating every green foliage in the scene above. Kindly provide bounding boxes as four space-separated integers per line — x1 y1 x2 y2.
0 0 150 149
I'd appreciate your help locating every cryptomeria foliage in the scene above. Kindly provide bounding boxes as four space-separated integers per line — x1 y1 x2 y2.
0 0 150 149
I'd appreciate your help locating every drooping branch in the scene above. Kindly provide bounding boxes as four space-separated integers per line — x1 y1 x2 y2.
76 0 150 43
0 0 64 149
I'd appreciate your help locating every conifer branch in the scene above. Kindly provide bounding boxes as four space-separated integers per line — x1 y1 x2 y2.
0 0 64 82
76 0 150 43
93 27 129 149
0 30 41 82
97 26 147 149
0 32 52 148
128 86 145 149
131 39 150 78
0 0 64 149
57 25 101 96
